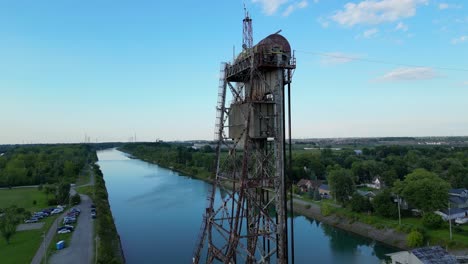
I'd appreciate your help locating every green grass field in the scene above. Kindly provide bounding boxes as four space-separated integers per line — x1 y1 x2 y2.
0 229 43 264
0 187 48 212
0 188 61 264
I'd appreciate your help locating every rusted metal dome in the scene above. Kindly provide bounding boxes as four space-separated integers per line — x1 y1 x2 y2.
255 34 292 56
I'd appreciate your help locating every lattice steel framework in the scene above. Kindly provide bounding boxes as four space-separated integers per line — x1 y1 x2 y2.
193 15 295 264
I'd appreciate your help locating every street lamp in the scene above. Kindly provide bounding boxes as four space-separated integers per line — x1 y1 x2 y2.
42 231 47 264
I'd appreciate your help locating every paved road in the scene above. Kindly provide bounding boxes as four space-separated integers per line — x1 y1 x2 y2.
49 194 94 264
17 222 44 231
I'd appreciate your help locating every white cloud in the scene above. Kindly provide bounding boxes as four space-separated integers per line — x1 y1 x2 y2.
317 16 329 28
395 22 408 31
313 0 319 3
320 52 359 65
377 67 440 82
439 3 449 10
363 28 379 38
463 81 468 86
452 35 467 44
282 1 308 16
331 0 428 27
252 0 288 15
438 3 462 10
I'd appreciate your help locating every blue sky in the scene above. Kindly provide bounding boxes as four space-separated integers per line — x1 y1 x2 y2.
0 0 467 144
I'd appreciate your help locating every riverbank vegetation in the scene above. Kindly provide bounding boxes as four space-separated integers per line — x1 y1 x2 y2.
90 162 125 264
120 142 216 181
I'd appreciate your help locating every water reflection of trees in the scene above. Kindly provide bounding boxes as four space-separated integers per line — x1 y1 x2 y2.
320 223 392 263
321 223 366 253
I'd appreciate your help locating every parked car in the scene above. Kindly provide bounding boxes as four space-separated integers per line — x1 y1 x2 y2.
64 220 76 225
57 225 74 232
51 208 63 215
91 211 96 218
90 204 96 209
57 229 72 234
455 217 468 225
25 218 39 223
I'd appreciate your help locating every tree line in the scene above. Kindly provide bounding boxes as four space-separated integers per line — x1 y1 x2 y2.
0 144 94 187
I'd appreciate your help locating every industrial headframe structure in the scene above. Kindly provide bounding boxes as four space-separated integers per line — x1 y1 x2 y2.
193 10 296 264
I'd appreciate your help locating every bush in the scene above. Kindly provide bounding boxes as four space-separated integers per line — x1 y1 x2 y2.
71 194 81 205
407 230 424 247
372 191 398 218
32 200 37 206
321 203 333 216
422 213 443 229
350 194 372 213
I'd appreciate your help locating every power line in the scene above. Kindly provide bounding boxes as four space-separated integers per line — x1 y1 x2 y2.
295 50 468 72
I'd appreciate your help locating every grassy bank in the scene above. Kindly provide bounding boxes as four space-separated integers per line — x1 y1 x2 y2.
119 143 214 182
91 164 125 264
294 196 468 251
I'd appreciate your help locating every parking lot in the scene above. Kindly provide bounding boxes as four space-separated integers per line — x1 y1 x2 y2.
49 194 95 264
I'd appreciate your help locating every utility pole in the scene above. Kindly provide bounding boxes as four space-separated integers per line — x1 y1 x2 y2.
397 194 401 226
449 201 452 240
43 231 47 264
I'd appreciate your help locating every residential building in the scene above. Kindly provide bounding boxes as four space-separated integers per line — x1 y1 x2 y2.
318 184 331 198
386 246 457 264
296 179 321 193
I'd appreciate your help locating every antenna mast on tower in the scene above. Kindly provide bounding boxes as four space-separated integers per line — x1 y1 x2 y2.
243 4 253 49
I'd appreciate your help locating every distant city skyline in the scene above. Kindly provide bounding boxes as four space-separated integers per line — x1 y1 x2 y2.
1 0 467 144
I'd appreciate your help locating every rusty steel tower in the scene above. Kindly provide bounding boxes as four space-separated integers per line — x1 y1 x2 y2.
193 11 295 264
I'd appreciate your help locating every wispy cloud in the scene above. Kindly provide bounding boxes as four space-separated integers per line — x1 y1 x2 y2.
376 67 440 82
439 3 449 10
317 16 329 28
452 35 467 44
253 0 308 16
463 81 468 86
438 3 462 10
320 52 360 65
363 28 379 38
283 1 308 17
331 0 428 27
252 0 288 15
395 22 408 31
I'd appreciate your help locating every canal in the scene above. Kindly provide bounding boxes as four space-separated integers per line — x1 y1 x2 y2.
97 148 395 263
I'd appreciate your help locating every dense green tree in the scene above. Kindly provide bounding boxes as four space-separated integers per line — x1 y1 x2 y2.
422 212 444 229
394 169 450 214
350 194 372 213
0 207 19 244
56 182 71 204
372 191 398 218
327 167 355 203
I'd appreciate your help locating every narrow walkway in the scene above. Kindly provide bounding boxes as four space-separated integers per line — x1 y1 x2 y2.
30 211 65 264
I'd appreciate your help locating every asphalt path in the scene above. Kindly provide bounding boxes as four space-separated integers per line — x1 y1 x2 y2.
16 222 44 231
49 194 94 264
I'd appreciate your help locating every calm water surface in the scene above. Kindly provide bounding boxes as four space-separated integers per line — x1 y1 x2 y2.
97 148 395 264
